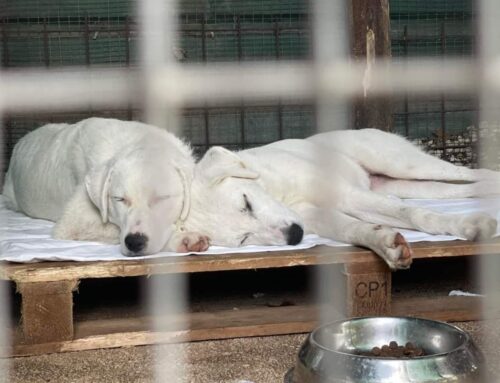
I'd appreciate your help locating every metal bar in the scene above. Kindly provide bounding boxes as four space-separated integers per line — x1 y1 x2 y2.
275 22 284 140
3 26 310 37
3 115 13 175
42 18 50 67
235 16 246 148
125 16 133 121
236 16 243 61
239 106 246 149
84 16 91 67
394 108 478 116
201 15 210 149
125 16 131 66
403 25 409 137
1 19 10 68
0 60 485 112
440 22 447 156
201 15 207 62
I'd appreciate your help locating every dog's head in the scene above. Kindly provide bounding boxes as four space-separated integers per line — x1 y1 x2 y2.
85 147 191 256
183 147 304 247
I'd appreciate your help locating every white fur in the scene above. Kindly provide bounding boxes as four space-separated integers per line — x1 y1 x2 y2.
181 129 500 270
3 117 205 256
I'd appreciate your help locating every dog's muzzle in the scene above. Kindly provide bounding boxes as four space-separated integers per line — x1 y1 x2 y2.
124 233 148 254
284 223 304 245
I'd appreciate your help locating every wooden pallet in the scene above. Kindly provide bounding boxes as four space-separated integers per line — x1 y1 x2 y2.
2 240 500 357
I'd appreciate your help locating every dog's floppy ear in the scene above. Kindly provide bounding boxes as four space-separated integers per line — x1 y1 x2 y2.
197 146 259 186
84 163 113 223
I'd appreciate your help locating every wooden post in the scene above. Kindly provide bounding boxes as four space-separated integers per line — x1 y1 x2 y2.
349 0 393 131
17 280 78 344
343 261 391 316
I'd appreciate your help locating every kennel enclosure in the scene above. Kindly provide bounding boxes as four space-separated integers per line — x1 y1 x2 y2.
2 0 499 358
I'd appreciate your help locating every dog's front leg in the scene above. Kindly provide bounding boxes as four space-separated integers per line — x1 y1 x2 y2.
294 204 412 270
166 231 211 253
53 184 120 244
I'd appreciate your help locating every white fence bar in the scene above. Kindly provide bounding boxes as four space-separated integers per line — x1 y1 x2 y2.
479 0 500 369
138 0 188 381
313 0 350 349
0 112 10 380
0 59 481 111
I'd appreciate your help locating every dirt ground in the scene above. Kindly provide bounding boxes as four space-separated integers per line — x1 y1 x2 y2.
7 320 500 383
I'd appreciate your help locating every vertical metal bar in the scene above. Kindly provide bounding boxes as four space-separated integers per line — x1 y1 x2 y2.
201 14 207 62
140 0 179 130
1 19 10 68
201 15 210 150
125 16 131 66
274 22 281 60
3 116 13 179
240 106 246 149
275 22 284 140
125 16 132 121
84 16 91 67
139 0 187 380
236 16 242 61
440 22 447 157
313 0 349 347
43 18 50 67
236 16 246 148
479 0 500 372
403 25 409 137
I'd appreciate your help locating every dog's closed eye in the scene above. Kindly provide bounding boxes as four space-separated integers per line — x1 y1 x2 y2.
149 195 172 206
112 196 131 207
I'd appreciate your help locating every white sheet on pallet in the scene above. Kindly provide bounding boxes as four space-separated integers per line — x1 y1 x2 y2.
1 195 500 263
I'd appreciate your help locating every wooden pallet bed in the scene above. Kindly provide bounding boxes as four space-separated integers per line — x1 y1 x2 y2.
2 240 500 357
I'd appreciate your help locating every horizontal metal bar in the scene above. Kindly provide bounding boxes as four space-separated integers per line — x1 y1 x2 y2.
0 58 487 111
0 68 135 111
393 108 476 116
2 25 309 36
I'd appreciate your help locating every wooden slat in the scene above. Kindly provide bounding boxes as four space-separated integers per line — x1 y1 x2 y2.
6 294 492 357
10 305 318 357
2 240 500 283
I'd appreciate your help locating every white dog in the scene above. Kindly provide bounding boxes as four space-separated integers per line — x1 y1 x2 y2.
3 118 209 255
178 129 499 269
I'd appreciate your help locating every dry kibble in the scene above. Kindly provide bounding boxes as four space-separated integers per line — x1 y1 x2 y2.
357 341 426 358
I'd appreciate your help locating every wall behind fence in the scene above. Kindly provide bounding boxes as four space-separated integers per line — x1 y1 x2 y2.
1 0 479 172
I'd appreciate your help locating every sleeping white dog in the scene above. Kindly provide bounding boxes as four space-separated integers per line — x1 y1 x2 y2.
3 117 209 256
177 129 499 269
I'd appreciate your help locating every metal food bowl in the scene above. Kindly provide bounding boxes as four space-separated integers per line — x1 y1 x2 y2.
285 317 486 383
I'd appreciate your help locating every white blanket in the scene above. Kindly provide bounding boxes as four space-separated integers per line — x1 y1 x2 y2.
1 195 500 263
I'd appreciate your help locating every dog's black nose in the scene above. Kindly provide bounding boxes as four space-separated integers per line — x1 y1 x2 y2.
125 233 148 253
285 223 304 245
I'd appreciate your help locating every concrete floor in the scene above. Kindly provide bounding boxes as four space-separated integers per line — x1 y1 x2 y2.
9 334 304 383
8 320 500 383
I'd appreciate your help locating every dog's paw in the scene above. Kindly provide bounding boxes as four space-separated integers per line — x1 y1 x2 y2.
176 232 211 253
381 232 413 270
457 213 497 241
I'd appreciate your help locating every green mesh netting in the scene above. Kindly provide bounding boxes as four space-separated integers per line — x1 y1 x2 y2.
1 0 476 169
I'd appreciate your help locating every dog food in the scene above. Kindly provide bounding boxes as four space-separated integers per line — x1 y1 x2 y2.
357 341 425 358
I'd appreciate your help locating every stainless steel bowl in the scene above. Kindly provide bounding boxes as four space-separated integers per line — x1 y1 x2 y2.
286 317 487 383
